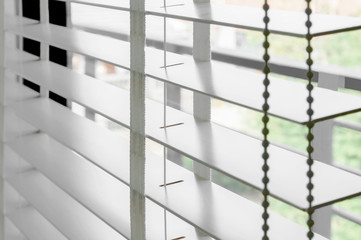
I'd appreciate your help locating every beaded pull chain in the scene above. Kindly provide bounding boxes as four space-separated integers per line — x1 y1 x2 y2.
261 1 271 239
305 0 315 239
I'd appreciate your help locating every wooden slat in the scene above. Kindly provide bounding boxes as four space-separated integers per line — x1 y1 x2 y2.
7 134 214 240
9 97 361 211
211 47 361 86
73 0 129 11
4 71 39 106
70 3 130 36
146 51 361 124
6 47 361 124
6 54 130 126
56 0 129 11
5 15 131 70
8 133 130 239
6 207 68 240
54 0 361 37
3 107 38 143
64 6 361 91
5 47 39 63
146 102 361 211
3 145 33 179
11 97 130 185
69 2 177 43
6 171 127 240
4 17 168 71
4 218 27 240
146 154 328 240
146 1 361 37
7 132 325 240
3 49 40 105
4 14 38 26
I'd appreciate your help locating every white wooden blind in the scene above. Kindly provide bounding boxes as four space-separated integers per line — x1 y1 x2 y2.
1 0 361 239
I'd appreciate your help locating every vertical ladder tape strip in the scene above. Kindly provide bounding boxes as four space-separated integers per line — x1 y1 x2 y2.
0 0 5 238
130 0 146 239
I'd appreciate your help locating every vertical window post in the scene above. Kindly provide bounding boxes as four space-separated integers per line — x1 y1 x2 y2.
40 0 49 98
66 0 74 82
312 72 345 238
192 0 211 180
83 57 96 120
0 0 5 238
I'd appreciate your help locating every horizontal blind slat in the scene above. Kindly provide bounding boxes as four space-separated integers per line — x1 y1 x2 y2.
145 2 361 37
5 16 131 69
52 0 361 37
4 218 27 240
6 171 127 240
6 57 130 125
8 134 131 239
146 52 361 124
13 97 130 182
58 8 361 89
4 107 38 143
6 27 361 123
146 102 361 210
146 154 328 240
5 125 326 240
6 207 68 240
9 95 361 210
6 134 216 240
4 71 39 106
55 0 129 11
